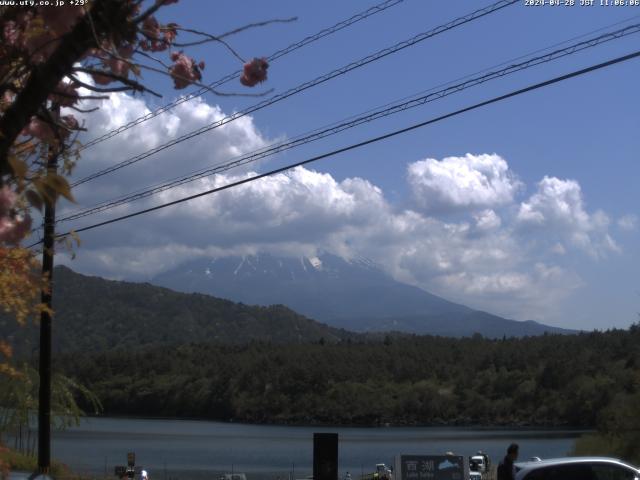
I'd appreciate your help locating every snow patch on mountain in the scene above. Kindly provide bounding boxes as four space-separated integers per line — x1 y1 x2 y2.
308 256 323 270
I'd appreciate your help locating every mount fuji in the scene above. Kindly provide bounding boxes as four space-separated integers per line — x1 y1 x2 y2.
150 252 572 338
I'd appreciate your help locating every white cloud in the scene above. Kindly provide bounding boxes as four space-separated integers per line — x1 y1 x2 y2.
516 176 619 258
64 85 271 207
58 89 621 324
618 214 638 231
551 243 566 255
474 209 501 231
407 153 522 213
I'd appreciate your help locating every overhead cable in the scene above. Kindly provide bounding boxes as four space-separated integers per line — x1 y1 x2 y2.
71 0 518 188
78 0 405 151
43 49 640 242
58 23 640 223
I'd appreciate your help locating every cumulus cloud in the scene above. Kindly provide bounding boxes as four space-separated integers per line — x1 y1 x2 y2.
516 176 619 258
63 85 271 208
57 89 622 324
407 153 522 213
474 209 501 231
618 214 638 231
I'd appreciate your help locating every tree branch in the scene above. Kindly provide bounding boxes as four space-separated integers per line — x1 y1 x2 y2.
172 28 245 62
66 105 100 113
135 61 274 98
71 68 162 97
52 89 109 102
0 0 134 175
132 0 168 25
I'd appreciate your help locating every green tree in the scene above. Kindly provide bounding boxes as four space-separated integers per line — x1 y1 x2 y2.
0 363 101 455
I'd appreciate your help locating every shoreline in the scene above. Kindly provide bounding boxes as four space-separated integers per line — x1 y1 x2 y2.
77 414 595 432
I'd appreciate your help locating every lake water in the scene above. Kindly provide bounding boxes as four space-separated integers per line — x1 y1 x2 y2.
49 417 586 480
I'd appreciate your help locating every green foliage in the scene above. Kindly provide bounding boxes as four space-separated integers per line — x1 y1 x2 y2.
0 266 354 355
574 432 640 465
0 364 102 455
0 447 73 479
53 325 640 430
575 372 640 464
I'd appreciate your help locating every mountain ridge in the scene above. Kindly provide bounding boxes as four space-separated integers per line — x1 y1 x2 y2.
150 252 574 337
0 265 356 355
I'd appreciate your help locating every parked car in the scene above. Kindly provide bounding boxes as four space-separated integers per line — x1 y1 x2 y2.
375 463 393 480
469 471 482 480
470 455 487 473
219 474 247 480
514 457 640 480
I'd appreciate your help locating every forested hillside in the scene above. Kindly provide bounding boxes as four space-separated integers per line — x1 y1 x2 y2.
0 266 355 355
58 326 640 428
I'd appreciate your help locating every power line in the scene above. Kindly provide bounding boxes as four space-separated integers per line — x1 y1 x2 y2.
78 0 405 152
45 49 640 243
70 0 518 188
57 23 640 224
62 14 640 223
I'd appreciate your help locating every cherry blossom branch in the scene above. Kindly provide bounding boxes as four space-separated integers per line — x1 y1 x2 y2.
51 89 109 102
172 27 245 62
134 60 274 97
135 49 172 70
69 74 142 94
132 0 171 25
0 1 104 173
70 68 162 97
66 105 100 113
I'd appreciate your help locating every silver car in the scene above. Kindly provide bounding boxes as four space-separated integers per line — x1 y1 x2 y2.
514 457 640 480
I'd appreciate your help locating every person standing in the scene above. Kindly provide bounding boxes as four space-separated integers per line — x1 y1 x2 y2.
497 443 519 480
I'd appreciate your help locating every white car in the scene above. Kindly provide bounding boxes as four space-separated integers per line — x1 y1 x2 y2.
514 457 640 480
471 455 487 473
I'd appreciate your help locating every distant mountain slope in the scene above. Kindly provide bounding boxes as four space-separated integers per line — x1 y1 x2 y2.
152 253 470 320
0 266 354 354
151 252 574 337
340 313 571 338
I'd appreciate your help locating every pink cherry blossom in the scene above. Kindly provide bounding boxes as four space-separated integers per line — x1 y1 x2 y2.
163 23 178 44
142 15 161 40
61 114 79 134
21 117 55 142
108 57 130 78
91 70 113 85
3 20 21 46
50 81 79 107
0 187 31 245
0 186 17 219
1 91 14 110
0 217 15 243
240 57 268 87
118 44 135 59
141 16 174 51
169 52 202 89
0 214 32 245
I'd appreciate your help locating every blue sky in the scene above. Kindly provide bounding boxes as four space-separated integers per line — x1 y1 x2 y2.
56 1 640 330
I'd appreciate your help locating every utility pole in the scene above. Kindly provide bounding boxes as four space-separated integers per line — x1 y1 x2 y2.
38 104 60 474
